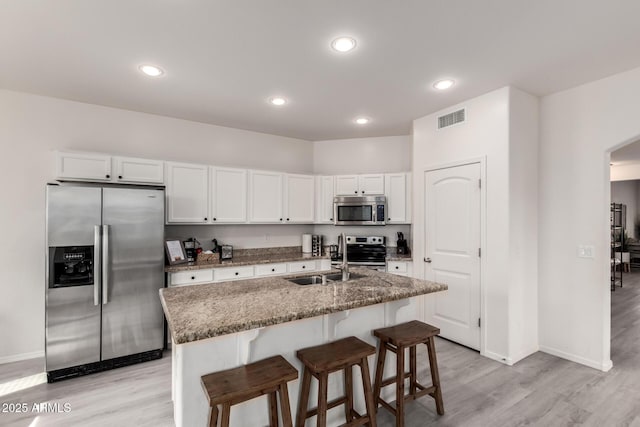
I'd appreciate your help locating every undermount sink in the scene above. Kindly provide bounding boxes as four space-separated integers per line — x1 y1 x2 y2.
288 275 326 286
288 272 367 286
323 273 366 282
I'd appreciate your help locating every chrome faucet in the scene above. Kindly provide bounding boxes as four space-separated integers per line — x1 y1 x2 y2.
337 233 350 281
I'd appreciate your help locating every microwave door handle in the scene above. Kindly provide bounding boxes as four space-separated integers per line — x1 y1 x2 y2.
94 225 101 306
102 224 110 305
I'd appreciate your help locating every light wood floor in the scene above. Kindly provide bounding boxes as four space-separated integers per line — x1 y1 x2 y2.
2 274 640 427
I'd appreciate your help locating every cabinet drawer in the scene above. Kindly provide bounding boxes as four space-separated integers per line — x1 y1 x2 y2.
255 263 288 277
213 266 255 282
387 261 408 273
170 269 213 286
288 260 318 273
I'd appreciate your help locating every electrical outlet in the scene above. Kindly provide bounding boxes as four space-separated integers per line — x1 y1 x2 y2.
577 245 595 258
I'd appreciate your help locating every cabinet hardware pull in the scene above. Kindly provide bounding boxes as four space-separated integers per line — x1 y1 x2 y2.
302 265 306 269
105 174 110 179
118 175 123 179
235 272 239 276
362 191 365 194
395 266 399 269
354 191 357 194
191 276 195 280
424 258 432 263
204 217 208 221
213 218 217 221
271 268 275 272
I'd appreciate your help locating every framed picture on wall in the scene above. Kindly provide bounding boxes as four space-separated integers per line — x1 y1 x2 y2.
165 239 188 265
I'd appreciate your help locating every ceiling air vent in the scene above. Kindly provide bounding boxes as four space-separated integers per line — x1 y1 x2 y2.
438 108 465 129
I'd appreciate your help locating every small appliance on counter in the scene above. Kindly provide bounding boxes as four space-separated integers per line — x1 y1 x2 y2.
183 237 200 263
396 232 409 255
220 245 233 260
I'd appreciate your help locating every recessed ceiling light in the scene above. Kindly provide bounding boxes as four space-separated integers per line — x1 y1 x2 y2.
355 117 370 125
433 79 455 90
331 37 357 53
269 97 287 106
139 65 164 77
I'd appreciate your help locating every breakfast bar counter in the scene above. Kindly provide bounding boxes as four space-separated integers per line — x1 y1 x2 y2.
160 267 447 427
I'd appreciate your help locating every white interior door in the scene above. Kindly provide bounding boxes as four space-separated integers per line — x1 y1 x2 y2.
424 162 481 350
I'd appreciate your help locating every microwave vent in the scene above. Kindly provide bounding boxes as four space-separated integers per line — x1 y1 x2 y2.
438 108 465 129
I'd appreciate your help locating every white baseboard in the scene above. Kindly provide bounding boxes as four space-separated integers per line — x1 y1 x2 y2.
509 346 539 365
539 345 612 372
0 350 44 365
482 349 511 365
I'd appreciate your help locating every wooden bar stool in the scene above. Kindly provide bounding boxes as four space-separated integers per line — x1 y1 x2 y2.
200 355 298 427
296 336 378 427
373 321 444 427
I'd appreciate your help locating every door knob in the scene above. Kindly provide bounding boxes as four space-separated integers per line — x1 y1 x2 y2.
424 258 432 263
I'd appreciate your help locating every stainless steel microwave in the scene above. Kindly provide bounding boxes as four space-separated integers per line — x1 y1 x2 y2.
333 196 386 226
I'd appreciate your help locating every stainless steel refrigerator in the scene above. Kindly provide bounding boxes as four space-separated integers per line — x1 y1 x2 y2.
45 183 165 382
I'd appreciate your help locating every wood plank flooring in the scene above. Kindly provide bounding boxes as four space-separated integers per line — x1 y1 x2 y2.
2 274 640 426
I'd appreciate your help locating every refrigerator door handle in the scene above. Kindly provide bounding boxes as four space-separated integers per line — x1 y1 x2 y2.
94 225 101 306
102 224 110 305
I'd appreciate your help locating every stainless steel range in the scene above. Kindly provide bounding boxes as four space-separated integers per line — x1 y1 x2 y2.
332 235 386 271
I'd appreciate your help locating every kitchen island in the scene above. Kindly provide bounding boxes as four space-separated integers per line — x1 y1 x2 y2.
160 267 447 427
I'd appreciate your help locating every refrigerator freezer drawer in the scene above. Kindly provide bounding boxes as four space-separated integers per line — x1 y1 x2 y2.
45 285 101 371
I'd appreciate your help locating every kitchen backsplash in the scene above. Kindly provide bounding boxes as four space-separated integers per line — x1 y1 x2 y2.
165 224 411 251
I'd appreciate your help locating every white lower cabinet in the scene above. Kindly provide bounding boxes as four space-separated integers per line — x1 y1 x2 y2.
213 266 255 282
169 269 214 287
254 263 288 277
387 261 413 277
168 259 332 287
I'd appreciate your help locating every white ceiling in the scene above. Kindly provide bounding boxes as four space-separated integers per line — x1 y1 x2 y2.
2 1 640 141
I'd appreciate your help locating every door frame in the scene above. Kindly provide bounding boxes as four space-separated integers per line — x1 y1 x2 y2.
422 156 487 357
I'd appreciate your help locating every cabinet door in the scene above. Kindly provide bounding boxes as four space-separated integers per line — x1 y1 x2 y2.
211 167 247 223
55 151 112 181
284 174 314 223
335 175 359 195
114 156 164 184
248 170 283 223
166 162 209 223
358 174 385 195
385 173 408 223
315 176 335 223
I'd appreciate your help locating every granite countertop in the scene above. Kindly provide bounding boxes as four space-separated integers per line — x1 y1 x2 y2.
165 249 329 273
386 254 413 261
160 267 447 344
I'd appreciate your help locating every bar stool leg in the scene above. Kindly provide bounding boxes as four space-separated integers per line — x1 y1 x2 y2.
279 382 294 427
359 357 378 427
220 402 231 427
317 371 329 427
373 343 387 410
209 405 219 427
296 367 312 427
395 345 405 427
268 391 279 427
409 345 417 396
426 338 445 415
344 364 354 423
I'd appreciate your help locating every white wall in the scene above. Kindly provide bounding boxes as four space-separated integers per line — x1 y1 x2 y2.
611 180 638 238
313 135 412 174
412 86 539 365
0 89 313 363
539 65 640 371
507 88 540 363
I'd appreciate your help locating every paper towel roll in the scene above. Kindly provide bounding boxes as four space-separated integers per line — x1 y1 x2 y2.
302 234 312 253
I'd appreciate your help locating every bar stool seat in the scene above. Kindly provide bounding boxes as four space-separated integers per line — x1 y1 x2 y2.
296 336 378 427
201 355 298 427
373 320 444 427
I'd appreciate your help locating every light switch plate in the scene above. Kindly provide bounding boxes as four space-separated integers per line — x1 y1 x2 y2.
578 245 595 258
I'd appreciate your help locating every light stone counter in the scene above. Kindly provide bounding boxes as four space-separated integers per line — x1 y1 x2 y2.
160 268 447 427
160 267 446 344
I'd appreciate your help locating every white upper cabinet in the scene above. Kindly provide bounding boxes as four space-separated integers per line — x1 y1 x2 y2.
284 174 315 223
335 174 385 196
114 156 164 184
315 176 335 224
210 167 247 223
385 172 411 224
248 170 283 223
358 174 385 195
55 151 112 181
335 175 359 195
166 162 209 224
